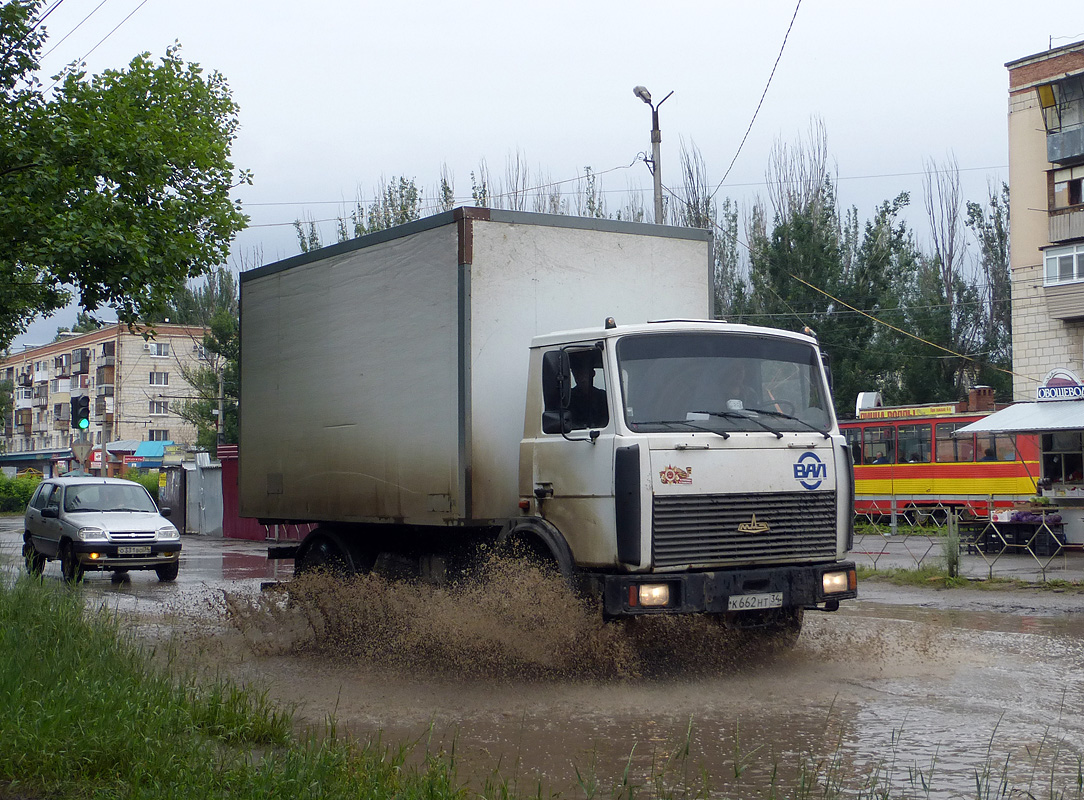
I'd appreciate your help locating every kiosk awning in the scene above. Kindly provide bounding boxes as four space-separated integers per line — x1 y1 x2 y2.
955 401 1084 435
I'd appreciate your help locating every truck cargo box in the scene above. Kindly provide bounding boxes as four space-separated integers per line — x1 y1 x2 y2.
239 208 711 525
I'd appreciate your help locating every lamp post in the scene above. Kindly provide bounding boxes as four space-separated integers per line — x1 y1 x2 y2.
633 85 673 224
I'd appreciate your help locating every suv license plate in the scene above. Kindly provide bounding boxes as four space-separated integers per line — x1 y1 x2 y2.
728 592 783 611
117 546 152 555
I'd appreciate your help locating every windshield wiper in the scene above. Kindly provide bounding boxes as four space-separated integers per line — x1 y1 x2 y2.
693 409 783 439
744 408 831 439
642 420 729 439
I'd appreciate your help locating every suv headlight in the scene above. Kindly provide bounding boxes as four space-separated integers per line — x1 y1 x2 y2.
79 526 108 542
157 525 180 541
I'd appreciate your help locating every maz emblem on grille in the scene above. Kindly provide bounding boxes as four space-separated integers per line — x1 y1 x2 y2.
737 514 770 534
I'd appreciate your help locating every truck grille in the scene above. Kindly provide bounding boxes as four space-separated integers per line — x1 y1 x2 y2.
652 491 838 568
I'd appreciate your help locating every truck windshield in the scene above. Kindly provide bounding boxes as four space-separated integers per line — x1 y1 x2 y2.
616 332 833 435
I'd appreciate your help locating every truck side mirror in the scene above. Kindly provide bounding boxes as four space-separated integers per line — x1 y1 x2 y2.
542 350 572 409
821 351 833 392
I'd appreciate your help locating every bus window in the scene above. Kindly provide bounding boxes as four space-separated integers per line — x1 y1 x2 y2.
936 422 973 462
844 427 863 465
864 426 895 464
897 424 931 463
977 434 1018 462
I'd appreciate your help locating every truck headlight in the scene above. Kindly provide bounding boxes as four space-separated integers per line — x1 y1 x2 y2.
636 584 670 607
157 525 180 541
78 526 107 541
822 569 856 595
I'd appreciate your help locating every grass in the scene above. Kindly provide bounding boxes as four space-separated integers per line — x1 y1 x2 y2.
0 574 470 799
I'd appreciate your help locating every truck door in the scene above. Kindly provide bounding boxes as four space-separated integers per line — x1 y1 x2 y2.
530 345 618 567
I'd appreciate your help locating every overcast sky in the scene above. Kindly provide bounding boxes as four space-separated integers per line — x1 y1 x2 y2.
13 0 1084 346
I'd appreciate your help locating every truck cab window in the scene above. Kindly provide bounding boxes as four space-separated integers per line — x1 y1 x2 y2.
567 351 608 430
541 348 608 433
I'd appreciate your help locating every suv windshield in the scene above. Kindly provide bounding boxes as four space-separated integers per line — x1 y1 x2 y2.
616 332 833 435
63 484 158 514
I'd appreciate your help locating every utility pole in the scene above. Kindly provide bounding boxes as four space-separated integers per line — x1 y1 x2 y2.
633 86 673 225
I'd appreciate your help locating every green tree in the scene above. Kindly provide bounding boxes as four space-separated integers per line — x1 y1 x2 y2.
0 1 249 350
52 311 103 341
173 309 238 455
966 182 1012 398
165 268 240 455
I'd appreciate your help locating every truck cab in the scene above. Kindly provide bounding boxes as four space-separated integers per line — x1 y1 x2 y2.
516 319 857 625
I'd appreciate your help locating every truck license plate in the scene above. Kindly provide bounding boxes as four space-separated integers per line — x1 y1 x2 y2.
728 592 783 611
117 546 152 555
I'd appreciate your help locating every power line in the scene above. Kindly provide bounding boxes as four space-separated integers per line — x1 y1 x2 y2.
45 0 152 92
40 0 112 61
709 0 802 201
0 0 67 61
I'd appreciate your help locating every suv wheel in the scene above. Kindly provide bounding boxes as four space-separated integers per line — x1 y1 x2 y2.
60 541 84 583
155 561 179 582
23 541 45 576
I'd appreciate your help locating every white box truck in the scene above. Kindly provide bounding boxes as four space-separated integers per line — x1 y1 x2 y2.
240 208 856 637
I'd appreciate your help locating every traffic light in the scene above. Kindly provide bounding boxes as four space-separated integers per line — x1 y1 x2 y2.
70 395 90 431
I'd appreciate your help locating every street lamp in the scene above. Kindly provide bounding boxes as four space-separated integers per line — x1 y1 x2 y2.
633 85 673 224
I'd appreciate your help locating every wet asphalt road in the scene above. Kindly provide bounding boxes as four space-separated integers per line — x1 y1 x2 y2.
0 516 293 616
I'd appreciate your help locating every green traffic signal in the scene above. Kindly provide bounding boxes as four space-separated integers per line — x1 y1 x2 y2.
70 395 90 431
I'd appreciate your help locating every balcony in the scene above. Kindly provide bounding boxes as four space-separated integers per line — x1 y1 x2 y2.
1050 207 1084 243
1049 125 1084 164
54 417 70 431
96 364 115 385
16 373 31 387
96 385 114 398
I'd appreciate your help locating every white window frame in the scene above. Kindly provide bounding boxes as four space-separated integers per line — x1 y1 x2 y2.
1044 243 1084 286
149 429 170 442
149 371 169 386
149 400 169 415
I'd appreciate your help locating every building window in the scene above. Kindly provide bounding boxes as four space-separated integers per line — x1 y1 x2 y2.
1053 166 1084 209
149 400 169 415
149 371 169 386
149 429 169 441
149 342 170 357
1044 243 1084 286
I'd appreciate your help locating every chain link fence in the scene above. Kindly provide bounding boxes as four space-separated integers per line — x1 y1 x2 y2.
851 498 1076 582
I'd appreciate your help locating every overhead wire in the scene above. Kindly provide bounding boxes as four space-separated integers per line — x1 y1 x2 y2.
709 0 802 201
0 0 67 61
45 0 152 92
40 0 112 60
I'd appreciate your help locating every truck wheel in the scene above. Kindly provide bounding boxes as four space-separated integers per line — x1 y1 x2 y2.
155 562 179 582
23 541 45 576
764 607 804 648
296 530 370 576
60 542 84 583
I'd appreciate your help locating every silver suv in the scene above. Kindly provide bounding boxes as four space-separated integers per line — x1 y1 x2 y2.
24 476 182 582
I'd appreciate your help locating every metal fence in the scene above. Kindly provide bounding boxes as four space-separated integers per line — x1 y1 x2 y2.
851 498 1077 582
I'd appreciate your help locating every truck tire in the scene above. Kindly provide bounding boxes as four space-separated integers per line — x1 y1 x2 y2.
499 519 575 586
295 528 372 576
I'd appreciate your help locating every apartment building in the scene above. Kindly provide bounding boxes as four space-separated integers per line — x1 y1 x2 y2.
2 324 209 476
1006 40 1084 397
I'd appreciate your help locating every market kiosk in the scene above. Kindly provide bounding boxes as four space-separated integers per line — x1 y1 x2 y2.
957 368 1084 545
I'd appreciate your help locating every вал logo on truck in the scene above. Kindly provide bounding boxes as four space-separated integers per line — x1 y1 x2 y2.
659 465 693 485
793 452 826 490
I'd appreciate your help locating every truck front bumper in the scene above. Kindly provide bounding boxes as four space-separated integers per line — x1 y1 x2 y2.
586 561 857 618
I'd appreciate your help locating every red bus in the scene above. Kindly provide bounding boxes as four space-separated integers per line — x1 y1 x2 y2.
839 389 1040 522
